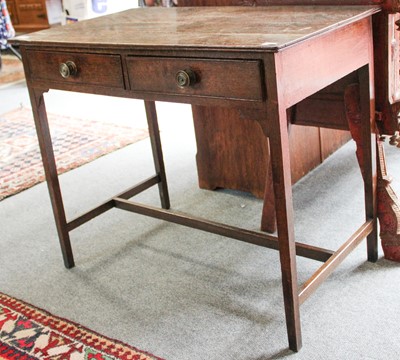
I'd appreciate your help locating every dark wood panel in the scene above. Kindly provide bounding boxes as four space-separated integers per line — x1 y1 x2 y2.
13 0 49 32
320 128 352 160
193 106 269 198
289 125 322 184
127 57 264 101
26 50 125 89
193 106 324 199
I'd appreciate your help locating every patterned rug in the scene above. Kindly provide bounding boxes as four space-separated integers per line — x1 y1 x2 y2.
0 291 164 360
0 107 149 200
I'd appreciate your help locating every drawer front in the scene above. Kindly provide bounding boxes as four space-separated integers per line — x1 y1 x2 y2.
26 50 124 89
126 57 264 101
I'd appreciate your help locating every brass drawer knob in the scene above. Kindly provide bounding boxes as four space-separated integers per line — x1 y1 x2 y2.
176 69 196 88
59 61 77 78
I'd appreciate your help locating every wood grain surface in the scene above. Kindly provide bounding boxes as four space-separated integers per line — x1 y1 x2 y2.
14 6 380 50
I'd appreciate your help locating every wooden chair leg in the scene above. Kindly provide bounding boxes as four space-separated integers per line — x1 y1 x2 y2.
358 66 378 262
29 88 75 269
344 66 378 262
144 101 170 209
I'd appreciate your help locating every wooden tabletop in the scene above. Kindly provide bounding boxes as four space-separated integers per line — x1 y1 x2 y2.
14 6 380 51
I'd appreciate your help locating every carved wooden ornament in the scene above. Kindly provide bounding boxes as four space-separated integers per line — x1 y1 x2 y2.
345 83 400 262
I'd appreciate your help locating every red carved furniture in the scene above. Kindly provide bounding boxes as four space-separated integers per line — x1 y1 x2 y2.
377 137 400 261
14 6 379 350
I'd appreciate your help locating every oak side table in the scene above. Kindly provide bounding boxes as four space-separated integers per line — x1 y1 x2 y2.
14 6 379 351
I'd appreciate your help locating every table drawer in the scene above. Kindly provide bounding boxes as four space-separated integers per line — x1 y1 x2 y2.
26 50 124 89
126 57 264 101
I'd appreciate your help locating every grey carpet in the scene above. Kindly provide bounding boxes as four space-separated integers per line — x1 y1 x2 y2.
1 85 400 360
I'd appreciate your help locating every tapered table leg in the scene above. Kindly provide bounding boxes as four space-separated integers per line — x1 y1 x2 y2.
144 101 170 209
262 102 302 351
28 88 74 269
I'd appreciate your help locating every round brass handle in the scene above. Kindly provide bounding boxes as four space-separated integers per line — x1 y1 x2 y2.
176 69 197 88
59 61 77 78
